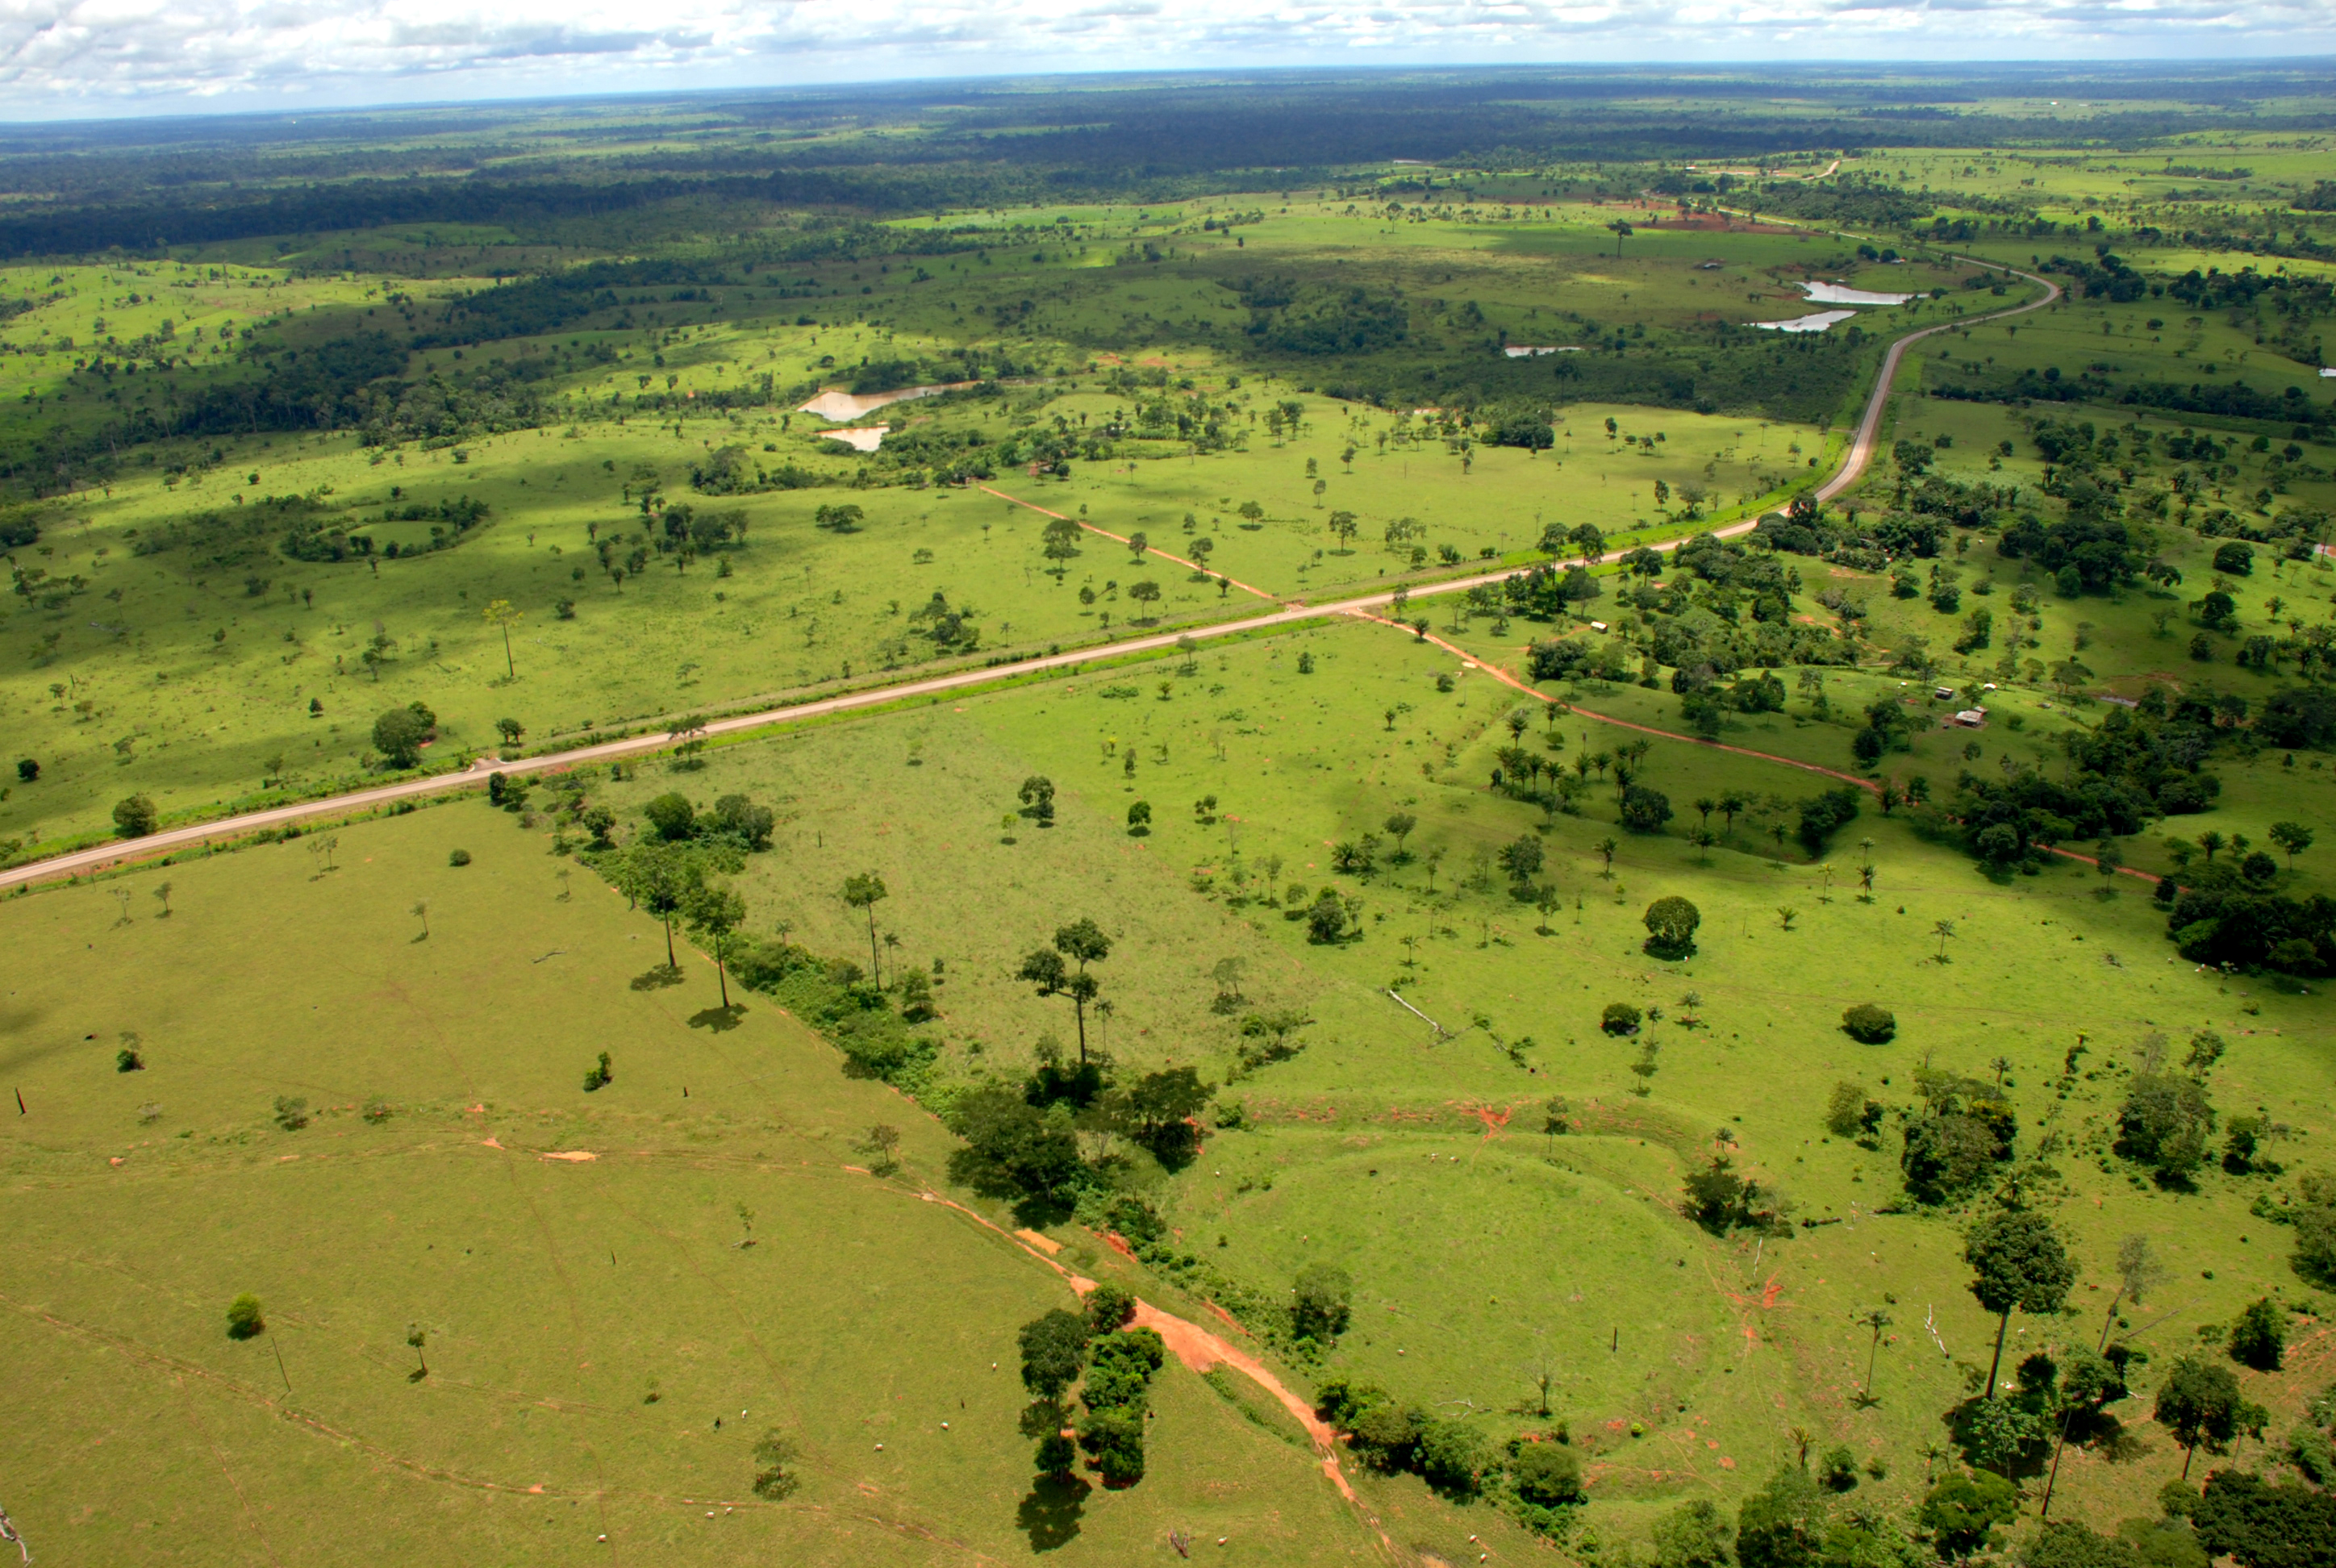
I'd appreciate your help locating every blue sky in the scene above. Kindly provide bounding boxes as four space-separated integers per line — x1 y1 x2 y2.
0 0 2330 119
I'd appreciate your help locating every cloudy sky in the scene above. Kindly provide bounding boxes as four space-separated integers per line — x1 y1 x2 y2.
0 0 2329 118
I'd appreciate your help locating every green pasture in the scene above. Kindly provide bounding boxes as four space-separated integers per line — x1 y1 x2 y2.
6 146 2336 1556
2 212 1886 854
569 612 2334 1540
0 805 1378 1566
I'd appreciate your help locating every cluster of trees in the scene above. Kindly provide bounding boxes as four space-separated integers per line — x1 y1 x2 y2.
614 502 750 574
945 1051 1216 1216
1798 787 1865 856
1751 491 1962 565
1316 1378 1582 1525
351 355 554 448
1225 276 1409 355
2113 1032 2229 1186
732 936 943 1086
2166 857 2336 976
1612 1447 2332 1566
1918 686 2233 877
2187 1467 2336 1564
1523 631 1635 686
640 790 776 853
599 840 752 998
1996 511 2151 597
1900 1062 2021 1204
1529 529 1864 706
1682 1153 1793 1236
690 444 832 494
1019 1286 1165 1488
371 701 440 769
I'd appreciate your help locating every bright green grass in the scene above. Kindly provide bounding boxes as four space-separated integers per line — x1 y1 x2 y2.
0 806 1380 1566
0 420 1251 853
571 612 2334 1540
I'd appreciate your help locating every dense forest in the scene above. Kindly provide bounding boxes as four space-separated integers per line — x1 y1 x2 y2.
4 64 2336 258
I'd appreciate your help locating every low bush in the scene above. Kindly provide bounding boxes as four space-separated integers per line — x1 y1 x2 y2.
1842 1003 1897 1043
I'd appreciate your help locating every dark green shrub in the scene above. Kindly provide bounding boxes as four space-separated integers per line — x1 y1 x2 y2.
644 792 696 840
1842 1004 1897 1043
1085 1282 1136 1333
1511 1441 1584 1508
1620 785 1674 833
2229 1298 2287 1371
225 1293 265 1340
1642 896 1700 958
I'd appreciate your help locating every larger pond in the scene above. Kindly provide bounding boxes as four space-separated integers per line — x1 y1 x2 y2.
1748 309 1856 333
1800 281 1913 306
796 382 977 422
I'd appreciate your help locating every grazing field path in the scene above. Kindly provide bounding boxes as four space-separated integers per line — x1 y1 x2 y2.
0 261 2059 893
914 1186 1399 1555
977 484 1285 605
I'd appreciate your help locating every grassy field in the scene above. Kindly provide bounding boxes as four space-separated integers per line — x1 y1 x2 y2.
8 104 2336 1562
0 803 1383 1566
0 223 1879 855
550 611 2334 1545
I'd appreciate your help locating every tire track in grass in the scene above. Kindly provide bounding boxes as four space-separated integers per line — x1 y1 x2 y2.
978 483 1283 605
356 943 628 1558
0 1287 934 1527
173 1370 288 1568
526 1173 999 1558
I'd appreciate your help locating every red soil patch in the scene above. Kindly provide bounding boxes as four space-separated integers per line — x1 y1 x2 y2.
1464 1105 1512 1137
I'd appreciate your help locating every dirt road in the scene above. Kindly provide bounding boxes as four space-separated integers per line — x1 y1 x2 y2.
0 262 2059 892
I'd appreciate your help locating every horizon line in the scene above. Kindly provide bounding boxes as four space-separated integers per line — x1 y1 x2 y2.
5 54 2335 133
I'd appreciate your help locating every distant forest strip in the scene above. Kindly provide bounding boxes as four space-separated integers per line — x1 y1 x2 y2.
5 65 2336 259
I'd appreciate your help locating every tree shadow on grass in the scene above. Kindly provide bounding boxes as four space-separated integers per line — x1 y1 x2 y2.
629 965 685 991
689 1005 746 1033
1016 1475 1091 1552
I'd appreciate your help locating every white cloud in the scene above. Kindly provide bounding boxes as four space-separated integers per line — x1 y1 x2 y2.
0 0 2327 115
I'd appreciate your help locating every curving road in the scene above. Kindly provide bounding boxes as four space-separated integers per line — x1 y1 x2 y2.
0 260 2059 892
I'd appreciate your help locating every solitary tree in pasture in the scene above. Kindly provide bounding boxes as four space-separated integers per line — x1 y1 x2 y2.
1020 917 1112 1063
226 1294 265 1340
2155 1356 2263 1479
616 842 696 967
2097 1235 2163 1350
1856 1308 1892 1406
841 873 890 985
1383 811 1417 858
482 599 523 680
1717 791 1748 836
1964 1211 2077 1399
686 882 749 1007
